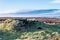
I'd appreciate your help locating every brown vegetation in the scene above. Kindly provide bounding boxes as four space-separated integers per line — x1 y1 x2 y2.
0 17 60 24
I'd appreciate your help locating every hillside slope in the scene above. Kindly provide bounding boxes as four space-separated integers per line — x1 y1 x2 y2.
0 18 60 40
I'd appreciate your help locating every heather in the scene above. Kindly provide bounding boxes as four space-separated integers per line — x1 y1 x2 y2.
0 18 60 40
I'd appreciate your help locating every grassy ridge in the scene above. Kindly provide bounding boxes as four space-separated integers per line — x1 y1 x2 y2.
0 19 60 40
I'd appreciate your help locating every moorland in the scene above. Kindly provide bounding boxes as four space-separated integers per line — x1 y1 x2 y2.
0 17 60 40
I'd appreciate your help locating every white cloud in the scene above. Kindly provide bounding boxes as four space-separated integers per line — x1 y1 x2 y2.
0 9 20 14
52 0 60 3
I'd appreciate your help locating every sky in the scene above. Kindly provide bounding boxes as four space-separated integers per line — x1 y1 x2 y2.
0 0 60 17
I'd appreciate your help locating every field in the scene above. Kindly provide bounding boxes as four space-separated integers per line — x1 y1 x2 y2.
0 18 60 40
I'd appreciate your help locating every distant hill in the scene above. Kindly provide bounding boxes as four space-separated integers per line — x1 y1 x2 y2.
0 17 60 24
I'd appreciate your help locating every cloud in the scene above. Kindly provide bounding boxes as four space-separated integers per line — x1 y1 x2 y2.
52 0 60 3
40 10 60 15
0 9 20 14
0 9 60 18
